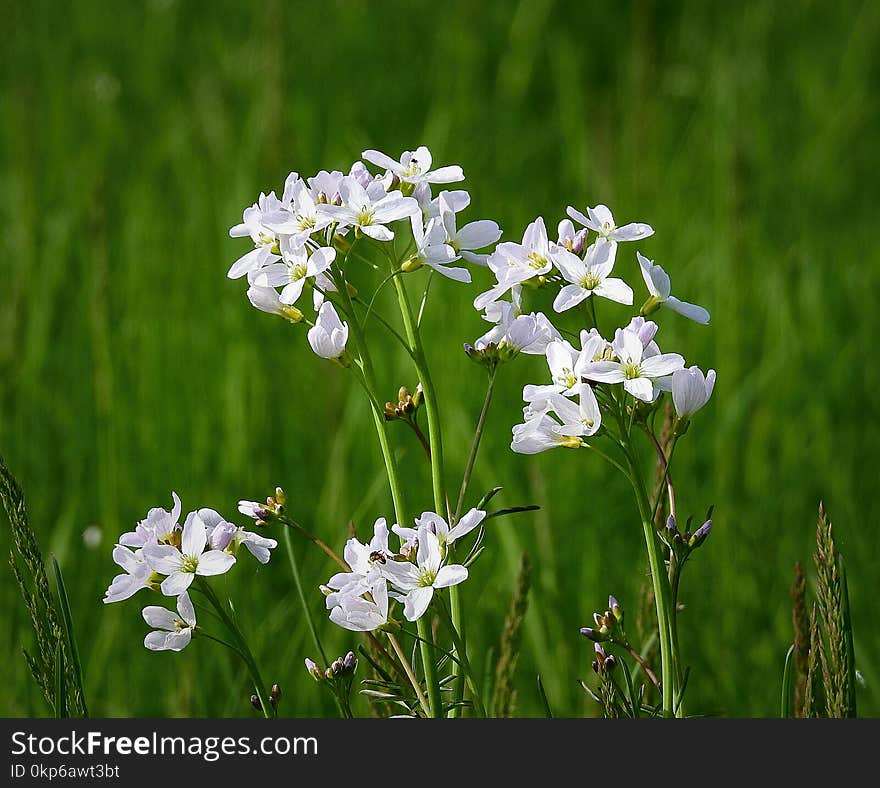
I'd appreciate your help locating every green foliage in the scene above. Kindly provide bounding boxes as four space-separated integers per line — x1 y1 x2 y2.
1 454 87 716
491 551 531 717
1 0 878 717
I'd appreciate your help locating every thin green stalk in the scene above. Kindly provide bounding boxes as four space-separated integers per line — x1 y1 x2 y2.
334 263 409 527
436 598 487 717
384 249 449 717
620 438 677 717
197 578 274 718
388 263 447 514
453 369 496 524
283 528 328 665
417 617 443 717
387 632 431 717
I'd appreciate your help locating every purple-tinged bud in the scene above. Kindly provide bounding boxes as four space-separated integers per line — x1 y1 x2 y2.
250 694 261 710
689 519 713 547
666 514 677 533
305 658 322 681
580 627 607 643
343 651 357 673
209 521 237 551
593 643 607 659
571 228 588 255
593 612 604 627
609 595 624 625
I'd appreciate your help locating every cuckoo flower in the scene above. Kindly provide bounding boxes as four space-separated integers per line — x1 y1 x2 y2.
318 178 419 241
245 285 303 322
552 240 633 312
473 217 557 309
118 492 182 549
329 579 389 633
143 511 237 596
253 243 336 306
142 592 196 652
438 192 502 265
406 214 466 281
580 326 685 402
103 546 155 604
361 146 464 186
637 252 711 324
227 192 284 279
307 302 349 361
324 519 391 607
672 365 717 419
381 526 468 621
392 508 486 555
566 203 654 242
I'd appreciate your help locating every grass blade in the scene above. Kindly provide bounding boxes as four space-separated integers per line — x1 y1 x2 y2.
536 674 553 718
51 555 88 718
780 644 795 718
54 642 66 718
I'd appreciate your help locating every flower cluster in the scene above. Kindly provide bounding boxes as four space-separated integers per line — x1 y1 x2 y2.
228 147 501 364
463 202 715 452
103 493 277 651
322 508 485 631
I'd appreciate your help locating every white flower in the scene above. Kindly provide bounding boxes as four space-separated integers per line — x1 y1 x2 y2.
474 301 560 356
510 411 583 454
246 285 303 322
637 252 710 324
143 511 237 596
552 240 633 312
307 170 344 203
324 518 391 607
473 218 557 309
253 243 336 306
407 213 465 281
142 592 196 652
118 492 181 548
261 179 332 243
580 326 685 402
103 546 154 604
307 302 349 361
526 384 602 438
438 193 501 265
329 578 389 632
392 508 486 554
381 526 468 621
672 366 716 419
566 203 654 242
200 508 278 565
413 183 471 223
361 146 464 186
522 331 607 402
319 178 419 241
227 192 283 279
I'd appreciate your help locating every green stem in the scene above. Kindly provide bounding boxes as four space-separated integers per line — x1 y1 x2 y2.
388 267 446 514
416 617 443 717
436 597 487 717
283 528 329 665
453 370 496 523
334 264 409 527
385 252 449 718
197 578 274 718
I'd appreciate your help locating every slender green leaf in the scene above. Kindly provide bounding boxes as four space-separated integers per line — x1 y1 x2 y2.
51 555 88 718
780 644 795 718
536 675 553 718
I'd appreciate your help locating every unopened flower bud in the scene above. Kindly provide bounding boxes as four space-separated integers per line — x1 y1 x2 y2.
580 626 607 643
343 651 357 673
324 667 334 680
274 487 286 506
250 694 262 710
400 254 423 273
689 519 713 547
666 514 677 533
270 684 282 703
609 595 624 625
305 658 323 681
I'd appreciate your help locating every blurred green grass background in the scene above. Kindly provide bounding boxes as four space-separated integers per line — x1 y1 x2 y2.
2 0 879 717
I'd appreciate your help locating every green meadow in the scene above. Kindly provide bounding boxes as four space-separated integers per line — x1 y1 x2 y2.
2 0 878 717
